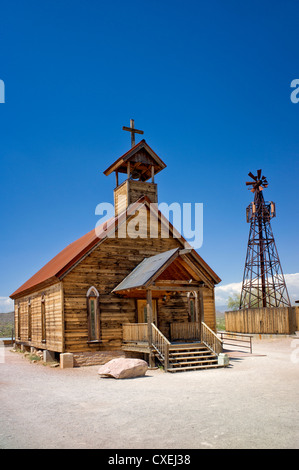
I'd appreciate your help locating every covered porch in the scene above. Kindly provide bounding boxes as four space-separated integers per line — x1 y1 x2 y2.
112 248 222 371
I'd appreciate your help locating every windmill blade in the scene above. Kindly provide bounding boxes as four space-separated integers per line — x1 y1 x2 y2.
261 178 268 187
246 170 268 192
248 172 257 180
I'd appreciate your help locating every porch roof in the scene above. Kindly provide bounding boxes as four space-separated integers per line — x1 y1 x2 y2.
112 247 208 295
112 248 179 293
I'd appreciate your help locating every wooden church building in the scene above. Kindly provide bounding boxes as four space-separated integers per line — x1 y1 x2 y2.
10 123 222 371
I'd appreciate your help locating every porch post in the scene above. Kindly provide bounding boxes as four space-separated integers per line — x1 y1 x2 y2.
198 288 204 337
147 289 155 368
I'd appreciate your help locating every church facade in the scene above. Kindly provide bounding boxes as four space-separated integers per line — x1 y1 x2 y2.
10 135 222 369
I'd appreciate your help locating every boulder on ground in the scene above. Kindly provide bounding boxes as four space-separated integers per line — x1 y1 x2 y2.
98 358 148 379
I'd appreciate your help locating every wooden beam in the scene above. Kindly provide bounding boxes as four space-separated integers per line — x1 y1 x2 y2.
149 285 201 292
155 280 201 286
127 161 130 179
146 289 154 367
122 126 144 135
180 255 213 289
179 248 192 255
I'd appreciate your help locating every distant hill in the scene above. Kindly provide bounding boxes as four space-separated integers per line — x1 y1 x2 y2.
0 311 14 338
216 310 226 331
216 310 225 317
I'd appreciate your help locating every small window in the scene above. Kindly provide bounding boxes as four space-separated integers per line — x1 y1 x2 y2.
86 287 100 342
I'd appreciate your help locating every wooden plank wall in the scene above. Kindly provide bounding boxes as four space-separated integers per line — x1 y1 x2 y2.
114 181 127 216
203 288 216 332
114 180 158 216
225 307 295 334
14 282 63 351
157 295 189 339
127 180 157 205
62 210 217 352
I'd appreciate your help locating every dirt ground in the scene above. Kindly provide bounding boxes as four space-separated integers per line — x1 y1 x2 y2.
1 336 299 449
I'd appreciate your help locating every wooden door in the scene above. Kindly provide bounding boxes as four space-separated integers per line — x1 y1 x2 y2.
137 299 157 325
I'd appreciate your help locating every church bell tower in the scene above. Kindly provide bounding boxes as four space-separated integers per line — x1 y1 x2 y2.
103 120 167 216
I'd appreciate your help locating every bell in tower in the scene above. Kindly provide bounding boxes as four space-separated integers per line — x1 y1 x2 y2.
103 120 167 216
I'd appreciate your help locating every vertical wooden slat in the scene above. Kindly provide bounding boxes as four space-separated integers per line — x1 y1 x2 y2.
225 307 294 334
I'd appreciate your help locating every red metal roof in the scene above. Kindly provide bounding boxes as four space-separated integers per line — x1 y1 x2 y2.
10 197 221 299
10 219 112 299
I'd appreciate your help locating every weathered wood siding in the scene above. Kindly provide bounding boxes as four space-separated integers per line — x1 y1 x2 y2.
203 288 216 331
157 295 189 340
225 307 296 334
14 282 63 351
114 181 127 216
114 180 158 215
62 211 217 352
127 180 157 205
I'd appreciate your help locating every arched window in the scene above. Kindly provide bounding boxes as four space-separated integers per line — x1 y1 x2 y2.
17 302 21 340
41 294 46 343
86 287 100 342
28 299 32 341
188 292 197 323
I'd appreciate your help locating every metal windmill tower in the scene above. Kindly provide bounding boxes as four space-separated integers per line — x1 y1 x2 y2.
239 169 290 309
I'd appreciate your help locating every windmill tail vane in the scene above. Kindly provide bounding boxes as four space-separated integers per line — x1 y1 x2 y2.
240 169 291 309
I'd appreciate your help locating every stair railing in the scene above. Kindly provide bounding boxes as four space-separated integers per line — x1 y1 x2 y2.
151 323 171 372
201 322 223 355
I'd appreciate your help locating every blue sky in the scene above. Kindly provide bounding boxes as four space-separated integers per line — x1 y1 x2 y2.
1 0 299 311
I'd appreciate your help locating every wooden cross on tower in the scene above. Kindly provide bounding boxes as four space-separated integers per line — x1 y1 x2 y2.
122 119 144 148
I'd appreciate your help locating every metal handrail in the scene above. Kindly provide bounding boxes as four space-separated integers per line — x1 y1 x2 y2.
218 331 253 354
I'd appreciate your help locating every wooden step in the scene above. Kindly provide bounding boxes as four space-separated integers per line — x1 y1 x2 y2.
168 363 222 372
169 343 205 351
169 350 215 357
152 340 222 373
169 355 217 363
170 347 209 353
170 360 218 367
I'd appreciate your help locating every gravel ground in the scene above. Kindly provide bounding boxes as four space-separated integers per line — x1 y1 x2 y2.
1 336 299 449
